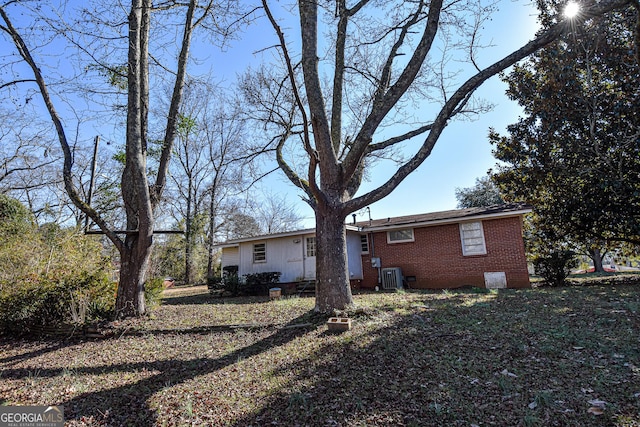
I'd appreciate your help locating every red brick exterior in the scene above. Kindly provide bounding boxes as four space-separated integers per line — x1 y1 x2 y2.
360 216 530 289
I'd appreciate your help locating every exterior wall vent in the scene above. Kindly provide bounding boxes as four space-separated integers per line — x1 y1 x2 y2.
381 267 403 289
484 272 507 289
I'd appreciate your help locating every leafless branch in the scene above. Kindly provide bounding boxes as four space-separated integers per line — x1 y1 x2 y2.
0 5 123 250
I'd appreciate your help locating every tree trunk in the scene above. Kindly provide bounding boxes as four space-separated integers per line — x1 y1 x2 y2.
184 177 193 285
116 234 152 318
314 210 353 312
591 248 605 272
115 0 153 318
207 191 216 279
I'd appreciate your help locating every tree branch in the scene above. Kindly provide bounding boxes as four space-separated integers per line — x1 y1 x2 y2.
344 0 634 214
152 0 197 207
263 0 320 201
0 5 124 251
0 79 37 90
343 0 443 181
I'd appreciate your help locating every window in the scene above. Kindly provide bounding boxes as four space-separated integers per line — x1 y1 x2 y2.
460 222 487 256
360 234 369 253
387 228 414 243
253 242 266 263
306 237 316 257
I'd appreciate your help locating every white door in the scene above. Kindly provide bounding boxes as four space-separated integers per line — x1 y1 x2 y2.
303 236 316 280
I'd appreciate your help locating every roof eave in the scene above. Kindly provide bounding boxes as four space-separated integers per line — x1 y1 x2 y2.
214 227 317 246
360 208 532 232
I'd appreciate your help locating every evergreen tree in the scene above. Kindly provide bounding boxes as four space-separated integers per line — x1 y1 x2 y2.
492 4 640 252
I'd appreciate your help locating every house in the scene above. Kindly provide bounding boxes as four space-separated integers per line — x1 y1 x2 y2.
217 203 532 291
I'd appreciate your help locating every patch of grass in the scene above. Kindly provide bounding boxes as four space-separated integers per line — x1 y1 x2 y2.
1 284 639 426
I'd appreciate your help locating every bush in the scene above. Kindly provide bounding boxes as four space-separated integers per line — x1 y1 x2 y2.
208 272 241 297
242 272 282 296
0 197 116 336
0 194 35 235
217 265 241 296
225 274 241 296
207 275 224 295
533 250 577 287
0 270 116 335
208 269 281 297
144 277 165 309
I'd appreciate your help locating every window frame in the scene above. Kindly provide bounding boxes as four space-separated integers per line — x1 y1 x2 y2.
360 234 370 254
387 228 415 244
253 242 267 263
459 221 487 256
306 236 316 257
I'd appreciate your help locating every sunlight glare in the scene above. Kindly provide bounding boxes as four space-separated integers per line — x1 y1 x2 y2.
564 2 580 18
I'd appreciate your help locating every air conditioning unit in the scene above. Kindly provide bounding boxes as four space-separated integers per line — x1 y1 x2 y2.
381 267 403 289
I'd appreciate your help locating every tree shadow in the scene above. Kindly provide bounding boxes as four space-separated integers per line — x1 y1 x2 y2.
160 293 274 306
228 287 640 426
113 322 294 337
0 311 319 425
0 337 77 365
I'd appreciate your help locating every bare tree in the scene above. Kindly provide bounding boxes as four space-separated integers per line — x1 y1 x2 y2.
245 0 636 311
162 83 248 284
0 0 250 317
251 190 305 234
0 107 63 215
167 110 213 285
200 94 253 278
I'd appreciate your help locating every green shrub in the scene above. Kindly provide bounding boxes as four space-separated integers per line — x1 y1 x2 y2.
224 273 241 296
533 250 577 287
0 270 115 335
0 197 116 336
208 273 241 296
144 277 165 309
207 275 224 293
0 194 35 236
242 272 282 296
212 265 240 296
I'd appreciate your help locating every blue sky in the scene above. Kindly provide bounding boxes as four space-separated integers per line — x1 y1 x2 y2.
2 0 541 229
205 0 541 227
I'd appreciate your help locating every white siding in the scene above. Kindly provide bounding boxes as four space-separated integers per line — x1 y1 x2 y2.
221 246 239 268
229 230 363 282
238 235 307 283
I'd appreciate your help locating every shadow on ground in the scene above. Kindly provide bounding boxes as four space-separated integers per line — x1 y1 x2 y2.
0 312 319 425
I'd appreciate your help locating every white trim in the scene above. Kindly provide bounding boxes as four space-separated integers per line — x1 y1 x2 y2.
459 221 487 256
213 208 530 247
216 243 240 249
253 242 267 263
387 228 415 244
360 234 370 254
214 228 316 246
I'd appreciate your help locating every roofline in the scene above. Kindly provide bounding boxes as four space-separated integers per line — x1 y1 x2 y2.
215 242 240 249
213 227 315 247
359 207 532 232
213 207 531 246
214 225 360 247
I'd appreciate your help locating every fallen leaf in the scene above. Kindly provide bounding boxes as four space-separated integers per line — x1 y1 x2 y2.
588 399 607 407
587 407 604 415
500 369 518 378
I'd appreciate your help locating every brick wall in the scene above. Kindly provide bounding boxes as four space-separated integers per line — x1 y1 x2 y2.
361 216 530 289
